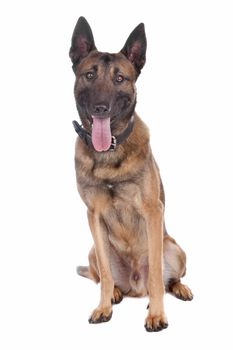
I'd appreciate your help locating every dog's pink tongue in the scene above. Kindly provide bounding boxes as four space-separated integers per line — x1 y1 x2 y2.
91 116 112 152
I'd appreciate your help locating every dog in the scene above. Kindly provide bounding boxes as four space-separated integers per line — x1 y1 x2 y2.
69 16 193 332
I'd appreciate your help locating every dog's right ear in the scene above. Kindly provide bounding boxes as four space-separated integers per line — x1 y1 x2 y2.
69 17 96 67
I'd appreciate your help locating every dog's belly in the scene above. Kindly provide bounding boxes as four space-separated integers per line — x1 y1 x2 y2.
103 200 149 295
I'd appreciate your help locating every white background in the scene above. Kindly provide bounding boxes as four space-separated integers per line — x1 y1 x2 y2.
0 0 233 348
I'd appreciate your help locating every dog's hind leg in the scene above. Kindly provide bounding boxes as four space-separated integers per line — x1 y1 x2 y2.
163 235 193 301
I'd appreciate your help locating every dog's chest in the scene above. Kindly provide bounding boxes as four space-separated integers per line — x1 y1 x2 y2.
102 181 148 257
104 180 142 207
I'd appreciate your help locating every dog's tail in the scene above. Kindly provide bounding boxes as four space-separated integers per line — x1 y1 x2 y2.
76 265 100 283
77 265 89 278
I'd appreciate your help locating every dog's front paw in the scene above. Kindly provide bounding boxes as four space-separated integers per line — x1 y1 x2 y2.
88 306 113 324
144 313 168 332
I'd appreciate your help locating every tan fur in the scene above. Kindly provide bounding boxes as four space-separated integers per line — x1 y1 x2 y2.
70 19 193 330
75 114 193 328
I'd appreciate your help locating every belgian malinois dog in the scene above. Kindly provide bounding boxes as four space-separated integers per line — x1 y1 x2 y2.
69 17 193 332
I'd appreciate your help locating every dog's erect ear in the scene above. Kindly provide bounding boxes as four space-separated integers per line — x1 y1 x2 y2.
121 23 147 76
69 17 96 66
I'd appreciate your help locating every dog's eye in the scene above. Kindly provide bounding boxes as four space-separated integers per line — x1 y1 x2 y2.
116 74 124 83
86 72 95 80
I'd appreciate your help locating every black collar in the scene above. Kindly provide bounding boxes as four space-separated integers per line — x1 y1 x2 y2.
72 116 134 151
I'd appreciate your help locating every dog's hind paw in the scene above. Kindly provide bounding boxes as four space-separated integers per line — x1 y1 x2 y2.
111 286 123 305
168 281 193 301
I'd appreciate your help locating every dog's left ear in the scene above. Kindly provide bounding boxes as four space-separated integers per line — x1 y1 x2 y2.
69 16 96 67
121 23 147 76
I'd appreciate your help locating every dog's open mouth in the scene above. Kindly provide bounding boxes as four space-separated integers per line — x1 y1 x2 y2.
91 116 112 152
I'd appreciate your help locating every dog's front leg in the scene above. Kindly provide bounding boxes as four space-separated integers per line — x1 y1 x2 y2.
144 202 168 332
87 209 114 323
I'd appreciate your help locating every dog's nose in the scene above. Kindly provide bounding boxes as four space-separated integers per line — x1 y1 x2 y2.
93 104 110 115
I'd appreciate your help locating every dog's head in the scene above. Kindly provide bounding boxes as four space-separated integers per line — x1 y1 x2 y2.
69 17 147 152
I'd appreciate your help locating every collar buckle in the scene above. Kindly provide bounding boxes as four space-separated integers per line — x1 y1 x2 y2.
109 136 117 151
